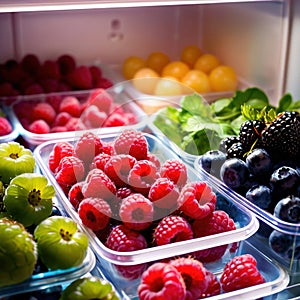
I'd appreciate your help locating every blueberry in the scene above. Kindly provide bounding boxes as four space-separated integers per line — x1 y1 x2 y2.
269 230 300 261
199 150 226 179
220 158 249 190
269 166 300 200
274 196 300 223
246 148 273 178
245 184 272 210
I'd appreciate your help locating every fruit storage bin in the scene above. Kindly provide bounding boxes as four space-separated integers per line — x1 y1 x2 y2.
0 104 19 143
5 86 147 147
34 131 259 298
194 160 300 282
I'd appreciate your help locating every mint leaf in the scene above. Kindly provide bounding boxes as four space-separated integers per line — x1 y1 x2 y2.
277 93 292 113
180 93 214 117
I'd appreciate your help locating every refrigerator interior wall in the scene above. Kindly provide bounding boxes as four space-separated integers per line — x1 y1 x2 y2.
0 1 289 105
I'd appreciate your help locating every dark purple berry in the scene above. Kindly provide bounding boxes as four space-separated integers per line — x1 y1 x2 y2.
198 150 226 179
245 185 272 210
274 196 300 223
219 136 240 154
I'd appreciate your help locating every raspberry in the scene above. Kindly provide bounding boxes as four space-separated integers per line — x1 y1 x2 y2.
39 78 59 93
81 105 107 129
101 142 114 155
138 262 186 300
53 111 72 126
160 159 187 188
115 263 149 281
105 224 147 252
148 177 179 210
113 129 148 160
48 141 74 173
86 88 113 114
220 254 265 292
65 117 82 131
50 126 68 133
170 257 207 300
178 181 216 220
104 154 136 187
104 113 127 127
78 197 112 231
110 187 133 217
89 66 103 87
39 60 60 80
66 65 93 90
191 210 236 262
74 131 103 165
31 102 56 125
128 160 159 195
24 83 44 95
82 168 116 201
59 96 81 117
200 270 221 298
57 54 76 75
154 215 193 246
28 119 50 134
147 153 161 169
119 193 154 231
68 181 84 210
46 95 62 112
97 77 113 89
0 116 12 136
55 155 85 187
21 54 40 76
90 152 111 171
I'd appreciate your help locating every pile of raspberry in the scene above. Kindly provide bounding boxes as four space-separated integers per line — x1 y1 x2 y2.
138 254 265 299
14 88 138 134
0 53 113 98
48 129 237 279
0 109 12 136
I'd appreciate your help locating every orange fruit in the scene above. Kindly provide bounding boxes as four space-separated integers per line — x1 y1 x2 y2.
180 45 202 68
209 65 238 92
146 52 170 74
194 53 220 74
122 56 146 80
154 76 183 96
132 67 160 94
181 70 211 94
162 61 190 81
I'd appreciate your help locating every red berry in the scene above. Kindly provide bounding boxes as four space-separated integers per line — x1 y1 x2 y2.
24 83 44 95
39 60 60 80
28 119 50 134
59 96 81 117
148 177 180 210
53 111 72 126
160 159 187 188
104 113 127 127
114 263 149 281
106 224 147 252
119 193 154 231
57 54 76 75
128 160 159 195
31 102 56 125
220 254 265 292
74 131 103 164
138 262 186 300
113 129 148 160
170 257 207 300
86 88 112 114
81 105 107 129
147 153 161 169
39 78 59 93
48 141 74 173
21 54 40 76
55 155 85 187
97 77 113 89
68 181 84 210
104 154 136 187
0 116 12 136
82 168 116 201
90 152 111 171
154 215 193 246
46 95 62 112
89 66 103 86
78 197 111 231
199 270 221 298
66 65 93 90
178 181 216 219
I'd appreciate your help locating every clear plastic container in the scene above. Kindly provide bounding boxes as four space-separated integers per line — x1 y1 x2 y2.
194 158 300 281
0 105 19 143
6 86 148 147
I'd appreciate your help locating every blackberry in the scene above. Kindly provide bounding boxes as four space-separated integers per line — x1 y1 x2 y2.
227 142 245 160
261 111 300 160
239 120 266 152
219 136 240 154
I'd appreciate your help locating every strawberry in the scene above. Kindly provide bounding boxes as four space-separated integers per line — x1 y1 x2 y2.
66 66 93 90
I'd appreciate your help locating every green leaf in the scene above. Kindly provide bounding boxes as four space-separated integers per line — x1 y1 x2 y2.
183 116 223 136
180 93 214 118
210 98 231 114
277 93 292 113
